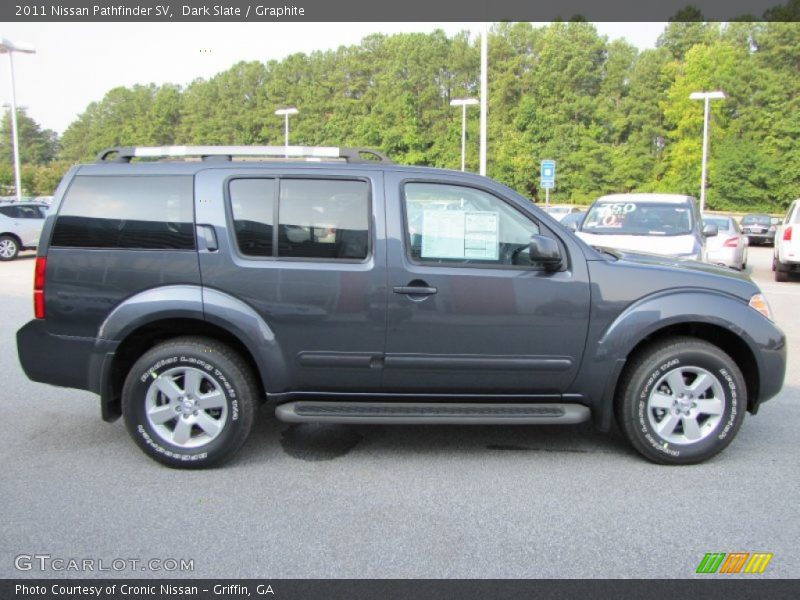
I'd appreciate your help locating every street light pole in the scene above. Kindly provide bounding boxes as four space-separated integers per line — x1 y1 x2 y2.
450 98 478 171
689 91 725 215
479 23 488 176
274 107 299 157
1 37 36 202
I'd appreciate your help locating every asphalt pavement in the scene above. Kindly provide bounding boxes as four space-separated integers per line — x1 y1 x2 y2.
1 247 798 579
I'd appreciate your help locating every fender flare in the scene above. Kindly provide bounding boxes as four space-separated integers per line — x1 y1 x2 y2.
92 285 287 420
583 289 784 429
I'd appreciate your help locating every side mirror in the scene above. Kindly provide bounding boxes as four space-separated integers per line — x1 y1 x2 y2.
567 219 579 232
702 222 718 237
529 234 562 270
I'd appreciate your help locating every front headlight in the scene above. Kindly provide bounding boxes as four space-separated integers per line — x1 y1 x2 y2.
749 293 773 321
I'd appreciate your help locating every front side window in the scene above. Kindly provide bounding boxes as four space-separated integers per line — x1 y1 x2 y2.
403 182 539 266
51 176 194 249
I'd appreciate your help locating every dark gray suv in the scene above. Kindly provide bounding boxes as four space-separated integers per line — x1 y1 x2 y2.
16 146 786 468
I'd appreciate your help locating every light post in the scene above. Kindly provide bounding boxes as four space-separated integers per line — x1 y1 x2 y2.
1 37 36 202
274 107 299 157
689 91 725 215
450 98 478 171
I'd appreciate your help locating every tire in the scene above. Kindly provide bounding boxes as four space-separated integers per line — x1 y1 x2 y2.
0 235 19 261
774 258 789 282
122 337 257 468
615 337 746 465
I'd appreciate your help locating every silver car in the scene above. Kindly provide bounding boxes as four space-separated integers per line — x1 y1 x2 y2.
703 215 748 270
0 202 48 261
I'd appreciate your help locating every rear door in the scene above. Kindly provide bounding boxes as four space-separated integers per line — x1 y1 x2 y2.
195 167 387 394
16 204 46 247
382 172 591 394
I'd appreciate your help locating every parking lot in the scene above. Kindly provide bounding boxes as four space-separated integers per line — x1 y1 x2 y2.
1 246 798 579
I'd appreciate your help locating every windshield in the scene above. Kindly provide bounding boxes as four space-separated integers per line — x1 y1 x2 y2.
582 200 694 235
742 214 770 225
703 217 731 231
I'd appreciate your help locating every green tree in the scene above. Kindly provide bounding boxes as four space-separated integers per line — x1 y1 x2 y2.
0 108 59 165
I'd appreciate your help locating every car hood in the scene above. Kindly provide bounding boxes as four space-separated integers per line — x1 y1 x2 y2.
576 231 697 255
589 246 758 301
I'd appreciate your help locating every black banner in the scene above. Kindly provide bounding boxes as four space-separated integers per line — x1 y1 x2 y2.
3 579 800 600
2 0 799 22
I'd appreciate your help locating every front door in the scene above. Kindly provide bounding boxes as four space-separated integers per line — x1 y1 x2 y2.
195 168 387 393
383 174 591 395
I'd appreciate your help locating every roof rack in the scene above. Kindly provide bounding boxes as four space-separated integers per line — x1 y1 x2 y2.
95 145 393 164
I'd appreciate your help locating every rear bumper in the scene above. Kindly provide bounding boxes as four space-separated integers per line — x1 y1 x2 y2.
17 319 95 391
745 233 774 244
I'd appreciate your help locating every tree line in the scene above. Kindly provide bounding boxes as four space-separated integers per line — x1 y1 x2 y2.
2 19 799 211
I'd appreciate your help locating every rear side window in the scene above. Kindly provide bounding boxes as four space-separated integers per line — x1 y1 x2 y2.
229 178 370 260
279 179 369 260
51 176 195 250
229 178 275 257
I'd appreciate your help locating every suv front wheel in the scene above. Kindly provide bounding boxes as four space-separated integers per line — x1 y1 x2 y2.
122 337 257 468
615 337 746 465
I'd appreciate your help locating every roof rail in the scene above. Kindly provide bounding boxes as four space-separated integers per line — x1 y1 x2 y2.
95 145 393 164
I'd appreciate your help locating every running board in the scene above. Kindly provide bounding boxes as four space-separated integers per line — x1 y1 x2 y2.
275 402 590 425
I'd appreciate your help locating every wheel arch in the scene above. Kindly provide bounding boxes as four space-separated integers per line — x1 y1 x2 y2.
586 290 784 430
100 317 267 422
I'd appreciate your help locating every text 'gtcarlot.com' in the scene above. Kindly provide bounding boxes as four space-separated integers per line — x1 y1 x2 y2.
14 554 194 573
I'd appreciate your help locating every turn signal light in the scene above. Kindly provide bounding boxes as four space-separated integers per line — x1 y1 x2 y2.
33 257 47 319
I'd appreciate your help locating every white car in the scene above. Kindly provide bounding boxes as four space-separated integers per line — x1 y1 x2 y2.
545 205 582 222
773 198 800 282
703 215 748 270
576 193 712 261
0 202 48 261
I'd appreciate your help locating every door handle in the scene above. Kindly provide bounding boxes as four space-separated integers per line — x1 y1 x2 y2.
393 285 437 296
196 224 218 252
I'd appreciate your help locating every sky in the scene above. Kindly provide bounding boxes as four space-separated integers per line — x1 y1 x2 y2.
0 22 667 135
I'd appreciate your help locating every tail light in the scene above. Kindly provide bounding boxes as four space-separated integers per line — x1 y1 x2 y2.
784 226 793 241
723 237 739 247
33 257 47 319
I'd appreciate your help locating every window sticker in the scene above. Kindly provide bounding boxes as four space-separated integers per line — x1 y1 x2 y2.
420 209 499 260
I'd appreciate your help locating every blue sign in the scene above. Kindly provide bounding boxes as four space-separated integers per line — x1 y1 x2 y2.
541 160 556 189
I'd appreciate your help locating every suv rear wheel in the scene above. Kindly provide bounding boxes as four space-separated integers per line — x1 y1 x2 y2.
615 337 746 465
0 235 19 261
122 337 257 468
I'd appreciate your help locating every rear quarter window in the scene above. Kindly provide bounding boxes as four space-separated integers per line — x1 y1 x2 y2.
51 175 195 250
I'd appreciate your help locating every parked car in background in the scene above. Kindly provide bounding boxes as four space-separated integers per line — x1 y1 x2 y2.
0 201 48 260
741 213 777 246
703 215 748 270
544 204 582 222
560 210 585 231
576 193 714 261
773 199 800 282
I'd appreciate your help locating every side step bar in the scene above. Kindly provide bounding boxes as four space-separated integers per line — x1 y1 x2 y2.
275 402 590 425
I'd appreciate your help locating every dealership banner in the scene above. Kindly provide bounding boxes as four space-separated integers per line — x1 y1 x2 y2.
3 579 800 599
2 0 798 22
